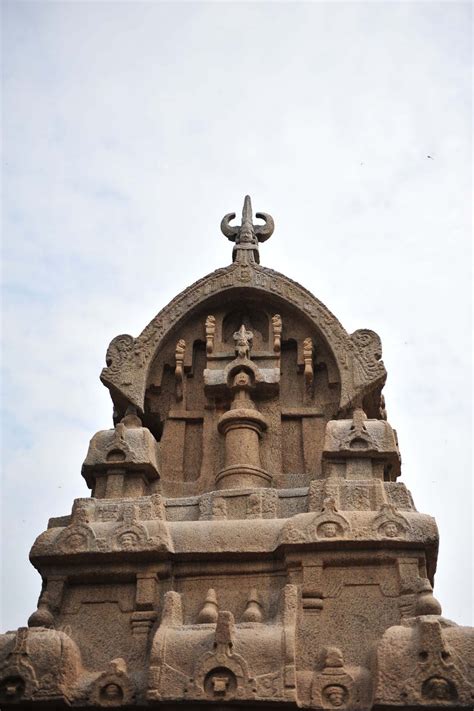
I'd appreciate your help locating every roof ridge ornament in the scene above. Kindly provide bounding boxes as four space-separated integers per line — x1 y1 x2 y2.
220 195 274 264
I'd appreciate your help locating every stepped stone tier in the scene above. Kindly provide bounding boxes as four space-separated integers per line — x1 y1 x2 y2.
1 196 472 710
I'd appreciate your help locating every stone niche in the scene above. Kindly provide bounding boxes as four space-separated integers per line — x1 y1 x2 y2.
144 292 341 497
1 196 472 710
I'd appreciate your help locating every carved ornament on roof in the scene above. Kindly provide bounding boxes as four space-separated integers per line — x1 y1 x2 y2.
221 195 274 264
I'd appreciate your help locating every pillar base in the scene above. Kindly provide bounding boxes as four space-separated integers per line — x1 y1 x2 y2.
216 464 272 490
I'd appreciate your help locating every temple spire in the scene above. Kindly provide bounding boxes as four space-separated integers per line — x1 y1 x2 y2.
220 195 274 264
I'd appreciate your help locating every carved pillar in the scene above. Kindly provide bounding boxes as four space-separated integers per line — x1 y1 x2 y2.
216 371 270 489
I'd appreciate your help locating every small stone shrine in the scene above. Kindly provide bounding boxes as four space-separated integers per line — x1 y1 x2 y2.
1 197 472 709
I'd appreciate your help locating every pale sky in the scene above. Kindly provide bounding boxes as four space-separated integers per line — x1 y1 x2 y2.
2 1 472 630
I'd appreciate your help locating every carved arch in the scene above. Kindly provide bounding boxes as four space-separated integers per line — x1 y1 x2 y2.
101 262 386 416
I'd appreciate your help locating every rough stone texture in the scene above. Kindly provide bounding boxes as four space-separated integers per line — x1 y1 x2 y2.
1 196 472 709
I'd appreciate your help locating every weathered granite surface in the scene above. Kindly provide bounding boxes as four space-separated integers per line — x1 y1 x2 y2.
1 196 472 709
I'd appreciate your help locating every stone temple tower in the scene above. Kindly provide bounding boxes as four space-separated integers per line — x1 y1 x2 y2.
1 197 472 710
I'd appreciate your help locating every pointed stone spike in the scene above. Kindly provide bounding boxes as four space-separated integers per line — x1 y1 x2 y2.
197 587 219 623
220 195 273 264
242 194 253 222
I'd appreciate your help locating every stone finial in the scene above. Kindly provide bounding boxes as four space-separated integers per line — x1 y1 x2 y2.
205 315 216 354
242 588 263 622
175 339 186 401
197 588 219 623
28 593 54 629
220 195 274 264
303 337 314 393
272 314 282 354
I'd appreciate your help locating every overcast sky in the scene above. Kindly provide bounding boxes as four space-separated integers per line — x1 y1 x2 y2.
2 1 472 630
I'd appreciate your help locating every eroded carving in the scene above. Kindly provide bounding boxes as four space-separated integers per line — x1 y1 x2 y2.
56 523 97 553
0 629 38 704
212 498 227 520
105 334 134 379
375 617 474 706
90 658 135 707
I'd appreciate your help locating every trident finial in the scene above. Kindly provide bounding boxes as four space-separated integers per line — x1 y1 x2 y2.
220 195 274 264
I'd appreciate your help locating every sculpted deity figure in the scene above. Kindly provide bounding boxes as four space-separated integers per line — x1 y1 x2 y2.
319 522 339 538
233 324 253 359
118 532 138 550
382 522 399 538
323 684 347 707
